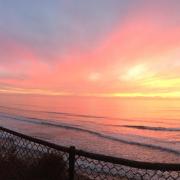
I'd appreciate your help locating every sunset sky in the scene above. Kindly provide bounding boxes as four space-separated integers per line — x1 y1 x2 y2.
0 0 180 97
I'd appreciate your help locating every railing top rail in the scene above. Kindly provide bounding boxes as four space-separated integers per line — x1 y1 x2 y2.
0 126 180 171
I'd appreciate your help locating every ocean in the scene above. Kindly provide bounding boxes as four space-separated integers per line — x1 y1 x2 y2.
0 94 180 163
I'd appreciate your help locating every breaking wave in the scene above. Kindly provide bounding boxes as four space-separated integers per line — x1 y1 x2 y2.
123 125 180 132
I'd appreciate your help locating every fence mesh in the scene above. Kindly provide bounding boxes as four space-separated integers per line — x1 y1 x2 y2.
75 155 180 180
0 129 69 180
0 127 179 180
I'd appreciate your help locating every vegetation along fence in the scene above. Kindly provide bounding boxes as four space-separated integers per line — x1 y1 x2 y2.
0 126 179 180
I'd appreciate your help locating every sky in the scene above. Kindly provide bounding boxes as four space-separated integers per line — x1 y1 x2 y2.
0 0 180 97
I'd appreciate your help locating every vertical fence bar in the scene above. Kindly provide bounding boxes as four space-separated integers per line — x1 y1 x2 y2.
69 146 75 180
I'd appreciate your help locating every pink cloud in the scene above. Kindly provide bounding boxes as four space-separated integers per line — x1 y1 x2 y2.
0 5 180 96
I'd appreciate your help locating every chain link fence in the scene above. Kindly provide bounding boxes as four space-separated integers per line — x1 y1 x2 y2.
0 126 179 180
75 153 180 180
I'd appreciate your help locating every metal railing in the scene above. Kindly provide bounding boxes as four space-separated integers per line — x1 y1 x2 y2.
0 126 179 180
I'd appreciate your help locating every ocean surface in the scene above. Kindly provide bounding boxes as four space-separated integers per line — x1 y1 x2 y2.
0 94 180 163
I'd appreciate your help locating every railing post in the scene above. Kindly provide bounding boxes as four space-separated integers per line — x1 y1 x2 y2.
69 146 75 180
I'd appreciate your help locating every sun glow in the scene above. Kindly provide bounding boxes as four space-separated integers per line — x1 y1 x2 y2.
1 86 180 98
142 77 180 88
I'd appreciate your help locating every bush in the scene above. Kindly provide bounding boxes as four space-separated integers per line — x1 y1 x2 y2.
0 147 91 180
0 148 68 180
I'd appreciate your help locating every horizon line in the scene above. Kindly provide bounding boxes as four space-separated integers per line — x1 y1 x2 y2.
0 88 180 99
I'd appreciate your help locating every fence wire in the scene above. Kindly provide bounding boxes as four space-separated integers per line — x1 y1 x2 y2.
0 128 69 180
0 126 179 180
75 154 180 180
